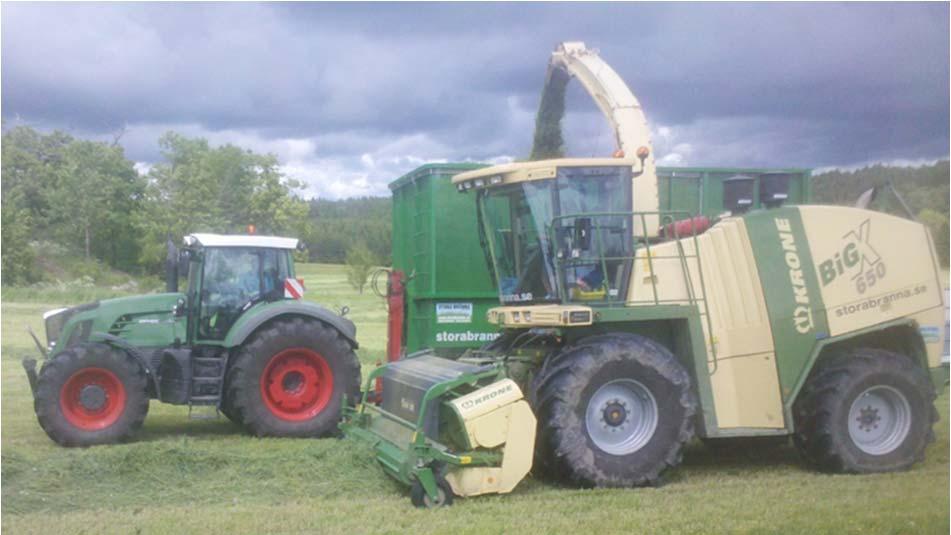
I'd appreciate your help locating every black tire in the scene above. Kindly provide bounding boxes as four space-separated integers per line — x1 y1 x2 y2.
34 343 149 447
410 474 454 508
531 333 697 487
219 362 241 425
227 317 360 437
793 348 937 473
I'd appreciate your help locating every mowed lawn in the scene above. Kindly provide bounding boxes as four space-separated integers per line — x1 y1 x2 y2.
2 263 949 534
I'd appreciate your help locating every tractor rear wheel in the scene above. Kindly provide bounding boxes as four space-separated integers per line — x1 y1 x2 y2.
34 343 149 447
793 348 936 473
227 317 360 437
532 333 697 487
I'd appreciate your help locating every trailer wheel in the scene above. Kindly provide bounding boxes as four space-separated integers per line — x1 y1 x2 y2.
532 333 697 487
34 343 149 447
228 317 360 437
793 348 936 473
410 474 454 509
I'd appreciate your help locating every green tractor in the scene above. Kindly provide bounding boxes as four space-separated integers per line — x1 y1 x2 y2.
23 233 361 447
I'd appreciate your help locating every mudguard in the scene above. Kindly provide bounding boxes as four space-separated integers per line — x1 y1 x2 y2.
88 333 162 398
224 300 359 349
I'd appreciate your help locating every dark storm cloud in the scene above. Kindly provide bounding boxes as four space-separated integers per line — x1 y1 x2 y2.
2 2 948 197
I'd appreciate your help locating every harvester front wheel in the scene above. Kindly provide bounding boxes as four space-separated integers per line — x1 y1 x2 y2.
227 317 360 437
34 343 149 447
532 333 697 487
793 349 936 473
410 474 454 509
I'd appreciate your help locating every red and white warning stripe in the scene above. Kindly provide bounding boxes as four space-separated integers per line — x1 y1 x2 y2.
284 278 305 299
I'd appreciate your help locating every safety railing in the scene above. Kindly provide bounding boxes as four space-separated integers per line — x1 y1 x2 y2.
546 210 718 364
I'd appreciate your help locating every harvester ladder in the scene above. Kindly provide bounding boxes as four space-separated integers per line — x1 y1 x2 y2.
635 212 718 373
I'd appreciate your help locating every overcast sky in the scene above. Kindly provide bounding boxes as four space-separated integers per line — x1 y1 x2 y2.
3 2 948 199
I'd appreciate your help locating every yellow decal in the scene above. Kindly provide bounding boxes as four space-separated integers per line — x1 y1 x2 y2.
460 456 472 465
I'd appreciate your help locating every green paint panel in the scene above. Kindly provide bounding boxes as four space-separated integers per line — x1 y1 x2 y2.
390 164 500 354
657 167 811 220
391 164 813 356
744 207 829 399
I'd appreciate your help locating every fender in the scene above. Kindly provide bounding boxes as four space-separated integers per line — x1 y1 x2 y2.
89 332 162 398
782 317 928 428
224 300 359 349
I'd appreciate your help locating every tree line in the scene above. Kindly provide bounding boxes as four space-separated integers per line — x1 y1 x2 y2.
1 126 390 286
1 124 946 287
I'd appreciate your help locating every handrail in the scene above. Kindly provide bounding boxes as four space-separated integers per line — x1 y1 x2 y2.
546 209 719 367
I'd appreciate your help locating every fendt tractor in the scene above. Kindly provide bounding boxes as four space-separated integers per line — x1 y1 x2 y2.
343 42 948 507
24 233 361 446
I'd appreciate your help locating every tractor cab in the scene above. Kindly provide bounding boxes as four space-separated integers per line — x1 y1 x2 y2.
454 159 639 307
172 233 303 342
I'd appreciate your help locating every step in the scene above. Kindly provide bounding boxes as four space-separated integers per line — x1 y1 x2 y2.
191 377 221 383
193 357 226 364
188 405 220 420
189 395 221 404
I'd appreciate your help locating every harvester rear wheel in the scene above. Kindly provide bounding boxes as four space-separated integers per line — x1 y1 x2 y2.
793 348 936 473
34 343 149 447
532 333 697 487
227 317 360 437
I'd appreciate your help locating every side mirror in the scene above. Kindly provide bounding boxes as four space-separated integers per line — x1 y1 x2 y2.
173 297 187 317
574 218 592 251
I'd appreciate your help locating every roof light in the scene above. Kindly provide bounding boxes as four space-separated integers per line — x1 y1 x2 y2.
490 175 503 185
457 183 466 192
464 181 473 190
474 178 485 188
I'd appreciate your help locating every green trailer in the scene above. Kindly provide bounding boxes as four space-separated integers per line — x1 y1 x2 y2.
389 164 501 357
389 163 811 357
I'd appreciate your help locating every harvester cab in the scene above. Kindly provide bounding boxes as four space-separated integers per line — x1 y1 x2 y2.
345 41 947 508
24 233 361 447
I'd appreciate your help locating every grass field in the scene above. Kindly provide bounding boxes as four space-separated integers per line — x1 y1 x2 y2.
2 263 949 534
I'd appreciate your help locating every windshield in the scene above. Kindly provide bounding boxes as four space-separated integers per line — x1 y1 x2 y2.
478 166 633 305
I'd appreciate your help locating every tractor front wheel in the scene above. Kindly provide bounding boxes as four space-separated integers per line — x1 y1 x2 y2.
793 348 937 473
532 333 697 487
34 343 149 447
227 317 360 437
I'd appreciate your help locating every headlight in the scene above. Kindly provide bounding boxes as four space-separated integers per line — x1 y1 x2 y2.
43 308 71 347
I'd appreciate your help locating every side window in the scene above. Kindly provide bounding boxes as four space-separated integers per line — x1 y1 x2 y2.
260 250 291 299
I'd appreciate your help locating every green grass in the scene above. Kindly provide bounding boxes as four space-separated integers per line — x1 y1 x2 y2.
2 263 949 534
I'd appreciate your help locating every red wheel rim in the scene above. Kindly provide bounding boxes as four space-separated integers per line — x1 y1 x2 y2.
260 348 334 422
60 367 127 430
